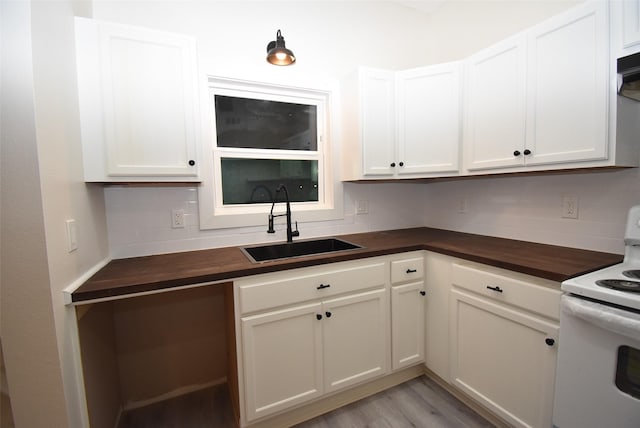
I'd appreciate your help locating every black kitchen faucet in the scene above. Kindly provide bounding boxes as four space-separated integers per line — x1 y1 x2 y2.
267 184 300 243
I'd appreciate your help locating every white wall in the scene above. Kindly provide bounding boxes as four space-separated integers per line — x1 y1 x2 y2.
95 0 436 258
1 0 110 426
1 3 69 426
420 0 636 255
100 0 618 259
105 182 425 257
423 169 639 255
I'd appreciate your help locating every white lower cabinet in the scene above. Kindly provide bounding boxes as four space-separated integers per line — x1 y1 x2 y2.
241 290 388 421
322 289 388 393
449 262 561 428
241 302 324 422
390 253 426 370
235 257 391 424
391 282 425 370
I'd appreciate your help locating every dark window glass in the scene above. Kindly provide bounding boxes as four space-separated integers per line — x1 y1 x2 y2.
221 158 318 205
616 345 640 399
215 95 317 151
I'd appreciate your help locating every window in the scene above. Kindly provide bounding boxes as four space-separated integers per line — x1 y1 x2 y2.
616 345 640 399
198 76 342 230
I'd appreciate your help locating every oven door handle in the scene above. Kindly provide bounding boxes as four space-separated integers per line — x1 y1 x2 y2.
562 295 640 342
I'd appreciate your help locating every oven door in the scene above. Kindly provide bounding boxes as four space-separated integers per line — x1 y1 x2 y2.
553 295 640 428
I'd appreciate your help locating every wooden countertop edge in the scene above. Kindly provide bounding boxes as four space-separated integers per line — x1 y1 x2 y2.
71 227 623 303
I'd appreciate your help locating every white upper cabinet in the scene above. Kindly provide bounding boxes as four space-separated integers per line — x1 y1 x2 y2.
359 68 397 177
464 34 527 171
525 1 609 166
75 18 201 182
464 1 638 175
396 63 461 176
343 65 461 180
613 0 640 57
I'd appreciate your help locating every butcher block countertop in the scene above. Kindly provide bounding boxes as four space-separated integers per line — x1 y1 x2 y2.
71 227 623 303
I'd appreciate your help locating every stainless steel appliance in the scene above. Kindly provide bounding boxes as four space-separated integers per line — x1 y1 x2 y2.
618 52 640 102
553 206 640 428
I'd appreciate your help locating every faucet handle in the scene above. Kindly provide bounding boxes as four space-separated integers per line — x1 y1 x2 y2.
267 214 275 233
292 221 300 237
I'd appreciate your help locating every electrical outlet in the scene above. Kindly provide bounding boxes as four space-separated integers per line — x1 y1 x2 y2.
171 209 185 228
562 196 579 219
356 200 369 215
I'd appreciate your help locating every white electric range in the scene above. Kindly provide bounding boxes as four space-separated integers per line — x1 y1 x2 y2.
553 205 640 428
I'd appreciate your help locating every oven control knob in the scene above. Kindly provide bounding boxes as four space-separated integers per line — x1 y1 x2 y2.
545 338 555 347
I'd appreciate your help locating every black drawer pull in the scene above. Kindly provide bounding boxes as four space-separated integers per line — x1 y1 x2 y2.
316 314 323 320
486 285 503 293
317 283 331 290
406 268 417 274
420 290 426 296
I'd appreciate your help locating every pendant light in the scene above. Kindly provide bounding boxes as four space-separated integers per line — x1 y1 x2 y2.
266 29 296 66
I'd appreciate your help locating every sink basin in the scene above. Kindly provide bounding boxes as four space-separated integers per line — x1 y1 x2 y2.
241 238 363 263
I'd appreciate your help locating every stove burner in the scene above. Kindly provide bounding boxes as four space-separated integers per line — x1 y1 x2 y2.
596 279 640 293
623 270 640 280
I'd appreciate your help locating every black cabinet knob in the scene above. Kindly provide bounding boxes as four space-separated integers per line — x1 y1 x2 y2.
325 311 332 318
390 162 396 167
545 338 555 346
399 162 404 167
316 314 323 321
523 149 531 155
420 291 426 296
513 150 521 156
188 160 196 166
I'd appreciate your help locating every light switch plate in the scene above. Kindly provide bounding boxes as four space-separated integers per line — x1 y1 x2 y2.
66 219 78 252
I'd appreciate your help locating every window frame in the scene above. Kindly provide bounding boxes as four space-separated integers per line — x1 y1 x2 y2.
198 75 343 230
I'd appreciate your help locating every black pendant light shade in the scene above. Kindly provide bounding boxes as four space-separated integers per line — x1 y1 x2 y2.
266 29 296 66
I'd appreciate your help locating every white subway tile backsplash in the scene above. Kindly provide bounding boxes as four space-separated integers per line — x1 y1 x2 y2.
105 182 426 258
424 168 640 255
105 168 638 259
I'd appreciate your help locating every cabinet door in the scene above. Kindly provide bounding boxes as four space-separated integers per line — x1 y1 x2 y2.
525 1 609 166
622 0 640 55
391 282 425 370
359 68 396 176
75 18 200 181
322 289 388 393
464 35 527 171
241 302 323 421
450 290 559 428
396 63 460 175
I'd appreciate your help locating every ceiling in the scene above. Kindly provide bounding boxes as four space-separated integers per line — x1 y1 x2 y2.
392 0 446 15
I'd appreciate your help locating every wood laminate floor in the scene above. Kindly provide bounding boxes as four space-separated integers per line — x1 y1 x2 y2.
294 376 493 428
118 375 494 428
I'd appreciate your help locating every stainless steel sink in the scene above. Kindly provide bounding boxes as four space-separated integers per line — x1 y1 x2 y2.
241 238 363 263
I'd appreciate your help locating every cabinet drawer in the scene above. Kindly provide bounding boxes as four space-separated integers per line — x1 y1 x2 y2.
391 255 424 284
237 259 387 314
452 263 561 320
